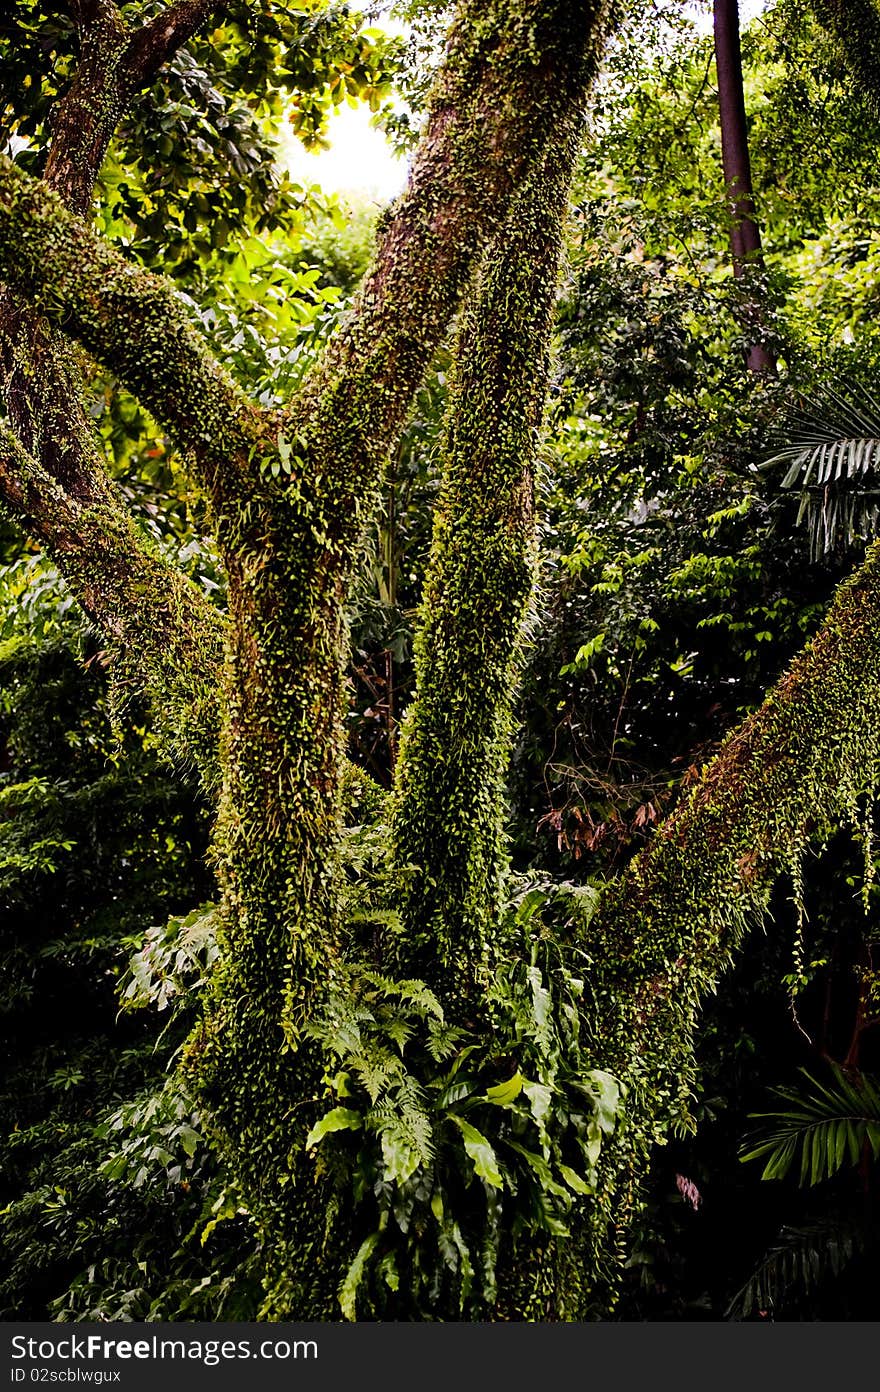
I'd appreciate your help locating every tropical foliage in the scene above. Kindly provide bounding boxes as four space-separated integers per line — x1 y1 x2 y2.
3 0 880 1323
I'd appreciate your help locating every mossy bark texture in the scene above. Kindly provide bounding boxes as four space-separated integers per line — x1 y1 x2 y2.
390 119 583 997
0 0 630 1317
577 543 880 1274
0 2 226 787
184 1 629 1318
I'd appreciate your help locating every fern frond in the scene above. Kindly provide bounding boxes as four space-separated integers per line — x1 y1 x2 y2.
425 1019 468 1062
348 1048 404 1103
368 1077 435 1177
359 970 445 1023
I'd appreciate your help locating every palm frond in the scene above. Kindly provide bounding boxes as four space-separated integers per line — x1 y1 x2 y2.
726 1213 871 1320
762 381 880 559
740 1064 880 1186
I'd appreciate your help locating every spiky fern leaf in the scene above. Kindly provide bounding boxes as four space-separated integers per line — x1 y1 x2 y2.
740 1064 880 1186
763 383 880 559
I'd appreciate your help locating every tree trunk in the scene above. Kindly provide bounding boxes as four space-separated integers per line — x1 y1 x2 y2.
713 0 775 373
16 0 880 1323
186 2 629 1317
390 124 581 1000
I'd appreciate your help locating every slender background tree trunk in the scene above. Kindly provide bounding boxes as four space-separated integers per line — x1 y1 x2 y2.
713 0 775 373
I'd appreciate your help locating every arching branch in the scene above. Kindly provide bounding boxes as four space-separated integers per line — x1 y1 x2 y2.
0 154 272 506
588 542 880 1134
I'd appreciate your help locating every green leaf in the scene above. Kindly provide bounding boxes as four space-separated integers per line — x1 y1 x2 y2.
436 1076 478 1108
506 1141 572 1203
485 1071 523 1106
305 1107 362 1150
378 1251 399 1293
178 1124 201 1158
449 1116 503 1189
583 1068 621 1135
559 1164 594 1196
380 1131 421 1185
740 1065 880 1187
515 887 549 924
339 1233 380 1321
523 1080 553 1130
527 967 551 1033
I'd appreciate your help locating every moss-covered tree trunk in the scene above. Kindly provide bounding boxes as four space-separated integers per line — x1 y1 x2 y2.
185 2 628 1315
390 124 582 997
0 0 631 1316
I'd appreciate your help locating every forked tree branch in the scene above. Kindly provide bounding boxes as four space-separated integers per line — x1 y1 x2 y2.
3 2 624 519
290 0 624 519
0 154 273 506
121 1 225 95
0 0 241 781
45 0 231 212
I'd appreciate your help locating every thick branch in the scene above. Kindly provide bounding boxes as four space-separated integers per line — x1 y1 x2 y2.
0 420 82 537
0 422 226 787
0 154 272 505
68 2 118 30
43 3 128 215
0 298 111 503
46 1 226 211
120 1 223 95
0 0 234 779
0 0 249 787
290 0 625 533
589 542 880 1130
391 111 584 992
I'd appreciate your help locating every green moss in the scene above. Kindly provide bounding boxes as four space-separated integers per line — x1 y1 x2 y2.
0 152 272 506
2 0 657 1321
565 541 880 1308
0 423 225 790
176 0 628 1318
389 122 581 995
